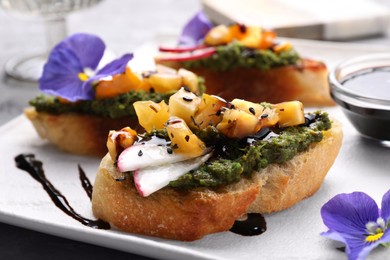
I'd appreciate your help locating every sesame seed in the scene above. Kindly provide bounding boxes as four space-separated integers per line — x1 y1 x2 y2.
149 105 158 113
183 86 191 92
249 107 256 115
238 24 247 33
190 116 200 128
261 113 269 119
138 150 143 156
169 119 182 125
183 96 193 102
185 135 190 142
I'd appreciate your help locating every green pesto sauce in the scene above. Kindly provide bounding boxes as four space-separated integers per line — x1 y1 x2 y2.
29 91 171 119
29 78 206 119
181 42 301 72
168 111 331 189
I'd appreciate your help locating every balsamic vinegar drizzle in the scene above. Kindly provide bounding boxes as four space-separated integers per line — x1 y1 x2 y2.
14 154 110 230
15 154 267 237
78 165 93 200
229 213 267 236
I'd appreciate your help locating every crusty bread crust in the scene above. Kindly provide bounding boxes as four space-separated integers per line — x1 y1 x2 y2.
247 119 343 213
156 59 335 107
92 119 342 240
24 107 137 156
92 155 260 241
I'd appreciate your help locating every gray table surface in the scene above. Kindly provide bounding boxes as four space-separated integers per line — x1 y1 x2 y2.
1 0 390 259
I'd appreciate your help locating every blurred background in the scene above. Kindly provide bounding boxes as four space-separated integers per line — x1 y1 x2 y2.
0 0 200 124
0 0 390 259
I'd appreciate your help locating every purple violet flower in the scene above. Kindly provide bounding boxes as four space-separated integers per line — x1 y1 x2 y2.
178 11 213 46
321 190 390 260
39 33 133 102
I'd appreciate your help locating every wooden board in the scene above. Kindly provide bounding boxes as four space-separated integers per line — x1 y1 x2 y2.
201 0 390 40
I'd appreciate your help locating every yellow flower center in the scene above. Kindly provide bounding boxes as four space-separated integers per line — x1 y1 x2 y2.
78 72 89 82
365 232 384 243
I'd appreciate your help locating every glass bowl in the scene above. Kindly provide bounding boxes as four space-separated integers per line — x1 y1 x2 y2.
329 53 390 143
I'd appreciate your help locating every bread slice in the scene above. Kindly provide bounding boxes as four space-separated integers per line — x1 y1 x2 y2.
24 107 137 156
248 119 343 213
91 119 342 241
156 59 335 107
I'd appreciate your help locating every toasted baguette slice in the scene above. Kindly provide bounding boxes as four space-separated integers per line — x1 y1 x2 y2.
91 119 342 241
24 107 137 156
248 119 343 213
156 59 335 107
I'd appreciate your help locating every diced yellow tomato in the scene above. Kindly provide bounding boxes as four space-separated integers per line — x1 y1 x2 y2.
204 24 233 46
204 23 278 50
169 87 201 125
274 101 305 127
230 99 265 117
177 68 199 94
259 107 279 128
216 109 260 138
229 24 248 40
125 68 143 88
148 72 183 93
133 100 170 133
258 30 276 49
57 97 72 104
191 94 226 129
156 64 177 74
166 117 206 157
136 77 153 91
273 41 293 53
107 127 138 161
238 26 262 49
95 67 142 99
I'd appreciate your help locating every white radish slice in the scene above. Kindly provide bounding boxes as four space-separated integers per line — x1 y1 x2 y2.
133 152 212 197
156 47 216 62
117 144 190 172
158 45 208 53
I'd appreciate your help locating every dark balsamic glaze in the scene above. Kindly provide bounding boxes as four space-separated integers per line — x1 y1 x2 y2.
78 165 93 201
230 213 267 236
333 67 390 141
14 153 269 237
341 68 390 100
15 154 110 230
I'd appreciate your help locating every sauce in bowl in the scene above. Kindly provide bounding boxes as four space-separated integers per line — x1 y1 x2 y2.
329 54 390 142
342 68 390 100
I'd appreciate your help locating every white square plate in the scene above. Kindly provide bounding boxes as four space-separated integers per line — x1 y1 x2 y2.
1 39 390 259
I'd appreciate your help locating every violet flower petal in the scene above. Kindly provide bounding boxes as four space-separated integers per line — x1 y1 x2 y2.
381 189 390 223
321 192 379 236
350 243 377 260
55 33 105 70
39 47 90 102
349 230 390 260
321 230 347 244
322 230 366 260
178 11 213 46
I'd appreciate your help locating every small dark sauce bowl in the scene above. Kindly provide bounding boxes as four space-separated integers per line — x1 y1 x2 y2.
329 53 390 145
